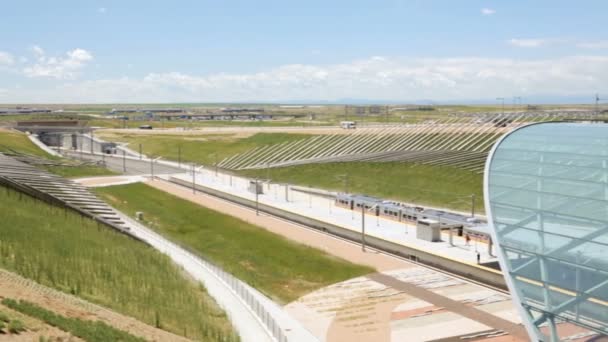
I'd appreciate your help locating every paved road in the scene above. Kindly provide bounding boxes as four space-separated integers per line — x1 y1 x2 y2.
63 150 184 175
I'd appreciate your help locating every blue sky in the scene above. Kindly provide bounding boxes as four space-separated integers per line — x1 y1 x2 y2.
1 0 607 103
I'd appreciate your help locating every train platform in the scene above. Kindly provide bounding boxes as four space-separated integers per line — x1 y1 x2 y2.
170 170 498 265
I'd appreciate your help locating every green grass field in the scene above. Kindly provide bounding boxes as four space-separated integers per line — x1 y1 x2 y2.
99 132 314 165
0 129 52 157
0 186 237 341
40 164 119 178
240 162 484 213
95 183 374 304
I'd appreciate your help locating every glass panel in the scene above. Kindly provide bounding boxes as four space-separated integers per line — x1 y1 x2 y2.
488 122 608 338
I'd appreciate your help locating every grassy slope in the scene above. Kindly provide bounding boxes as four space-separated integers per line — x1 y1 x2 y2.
0 186 237 341
240 162 484 213
99 132 314 165
0 130 116 178
0 129 51 157
100 131 484 212
40 165 119 178
95 183 373 304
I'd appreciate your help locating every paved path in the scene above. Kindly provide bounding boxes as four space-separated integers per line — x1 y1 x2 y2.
113 208 278 342
62 150 184 175
368 273 528 340
173 170 498 264
143 179 528 341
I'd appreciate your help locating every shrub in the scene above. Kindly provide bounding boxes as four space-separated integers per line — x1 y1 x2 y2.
7 319 26 334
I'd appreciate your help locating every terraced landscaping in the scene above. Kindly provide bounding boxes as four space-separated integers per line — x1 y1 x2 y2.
240 161 484 213
0 185 237 341
98 131 314 165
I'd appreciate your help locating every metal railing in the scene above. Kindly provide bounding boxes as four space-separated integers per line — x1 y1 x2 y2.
120 213 289 342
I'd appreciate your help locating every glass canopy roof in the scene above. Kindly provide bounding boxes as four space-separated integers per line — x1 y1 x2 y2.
486 122 608 341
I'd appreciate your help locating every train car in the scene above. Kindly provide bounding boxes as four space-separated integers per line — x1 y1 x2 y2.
352 195 382 215
337 194 423 223
335 193 354 210
335 193 382 215
379 202 402 221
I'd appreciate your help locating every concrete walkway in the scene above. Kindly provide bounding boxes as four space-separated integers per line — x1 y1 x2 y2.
114 211 275 342
172 169 497 264
141 178 528 342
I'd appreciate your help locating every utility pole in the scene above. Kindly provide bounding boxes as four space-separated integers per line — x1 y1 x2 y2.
150 157 154 180
79 132 83 160
385 105 389 125
139 144 142 160
122 150 126 173
471 194 476 218
308 184 312 208
178 145 181 168
266 162 270 183
361 204 366 251
90 131 94 154
255 179 260 216
496 97 505 116
192 163 196 194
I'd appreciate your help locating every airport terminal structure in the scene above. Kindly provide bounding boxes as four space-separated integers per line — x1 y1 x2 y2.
486 122 608 341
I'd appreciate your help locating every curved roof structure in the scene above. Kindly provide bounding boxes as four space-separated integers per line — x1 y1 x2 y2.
485 122 608 341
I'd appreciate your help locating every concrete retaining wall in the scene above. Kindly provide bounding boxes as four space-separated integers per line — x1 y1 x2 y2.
169 177 507 290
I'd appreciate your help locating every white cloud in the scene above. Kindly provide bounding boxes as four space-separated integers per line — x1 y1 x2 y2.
31 45 45 57
23 47 93 79
577 40 608 49
98 7 107 14
507 38 549 48
6 55 608 103
481 8 496 15
0 52 14 65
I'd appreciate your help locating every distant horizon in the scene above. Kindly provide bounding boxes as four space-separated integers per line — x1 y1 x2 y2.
1 1 607 103
0 97 602 107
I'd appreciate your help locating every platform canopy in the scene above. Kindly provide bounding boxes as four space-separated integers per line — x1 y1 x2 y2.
486 122 608 341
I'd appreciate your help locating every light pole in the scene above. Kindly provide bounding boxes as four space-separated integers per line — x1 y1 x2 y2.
336 174 349 194
308 184 312 208
122 150 126 173
513 96 521 111
361 204 366 251
255 178 260 216
150 156 162 180
496 97 505 116
470 194 476 218
178 145 181 168
361 204 378 251
192 163 196 194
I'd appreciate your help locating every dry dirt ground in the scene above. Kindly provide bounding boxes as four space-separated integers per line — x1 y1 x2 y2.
0 268 190 342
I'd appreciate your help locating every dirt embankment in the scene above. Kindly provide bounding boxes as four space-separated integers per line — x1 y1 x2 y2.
0 269 191 342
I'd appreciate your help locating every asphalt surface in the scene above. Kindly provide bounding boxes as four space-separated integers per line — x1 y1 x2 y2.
62 151 184 175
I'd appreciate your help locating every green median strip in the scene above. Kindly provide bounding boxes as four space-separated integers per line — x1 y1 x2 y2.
95 182 374 304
